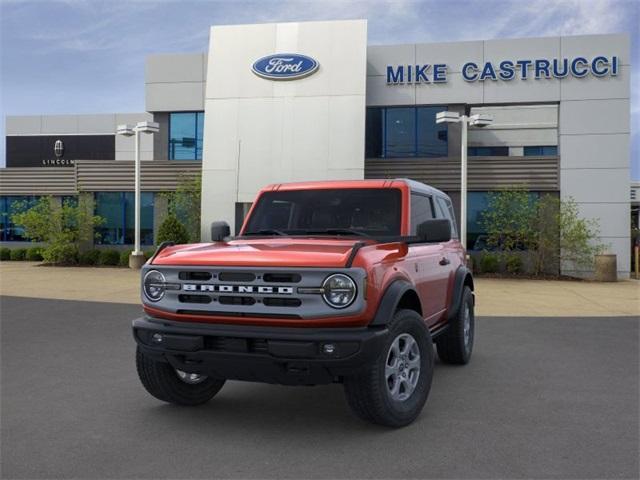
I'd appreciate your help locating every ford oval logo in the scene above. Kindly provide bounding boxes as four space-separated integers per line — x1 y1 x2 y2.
252 53 319 80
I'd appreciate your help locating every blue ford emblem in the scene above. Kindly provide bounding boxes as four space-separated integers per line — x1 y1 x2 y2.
252 53 319 80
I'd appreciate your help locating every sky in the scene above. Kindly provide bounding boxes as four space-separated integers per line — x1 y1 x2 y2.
1 0 638 177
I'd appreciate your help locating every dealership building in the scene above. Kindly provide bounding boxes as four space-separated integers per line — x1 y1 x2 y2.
0 20 633 277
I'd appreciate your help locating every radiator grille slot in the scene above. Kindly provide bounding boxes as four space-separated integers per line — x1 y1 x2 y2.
218 296 256 306
263 297 302 307
263 273 301 283
219 272 256 282
178 294 212 304
179 271 212 281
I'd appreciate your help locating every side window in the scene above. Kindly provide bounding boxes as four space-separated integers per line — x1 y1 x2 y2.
410 193 434 235
436 197 459 239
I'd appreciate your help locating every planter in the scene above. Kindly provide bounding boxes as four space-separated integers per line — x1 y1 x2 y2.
594 254 617 282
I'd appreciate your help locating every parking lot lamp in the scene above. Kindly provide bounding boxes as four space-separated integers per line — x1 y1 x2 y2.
116 121 159 268
436 111 492 249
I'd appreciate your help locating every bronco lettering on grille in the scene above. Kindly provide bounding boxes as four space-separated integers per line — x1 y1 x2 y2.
182 284 293 295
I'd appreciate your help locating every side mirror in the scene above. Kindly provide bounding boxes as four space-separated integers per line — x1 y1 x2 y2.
417 218 451 243
210 221 230 242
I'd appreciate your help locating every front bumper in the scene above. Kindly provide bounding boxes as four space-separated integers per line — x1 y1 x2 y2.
133 316 389 385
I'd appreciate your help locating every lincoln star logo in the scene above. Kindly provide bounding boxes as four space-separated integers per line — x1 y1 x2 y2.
183 284 293 294
252 54 319 80
54 139 64 158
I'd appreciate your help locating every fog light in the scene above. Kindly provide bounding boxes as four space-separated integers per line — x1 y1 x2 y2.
152 333 163 344
323 343 336 354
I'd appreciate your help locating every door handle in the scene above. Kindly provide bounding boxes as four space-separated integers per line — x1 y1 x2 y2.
439 257 450 266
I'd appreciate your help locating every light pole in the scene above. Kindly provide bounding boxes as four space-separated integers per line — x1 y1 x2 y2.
435 111 492 249
116 121 159 268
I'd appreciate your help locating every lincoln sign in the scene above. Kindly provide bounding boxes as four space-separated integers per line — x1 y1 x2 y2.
386 55 620 84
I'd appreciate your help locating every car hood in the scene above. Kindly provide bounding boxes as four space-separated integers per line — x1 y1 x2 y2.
151 238 371 268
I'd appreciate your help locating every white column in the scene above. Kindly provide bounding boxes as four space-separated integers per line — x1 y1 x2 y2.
134 129 141 255
460 116 468 250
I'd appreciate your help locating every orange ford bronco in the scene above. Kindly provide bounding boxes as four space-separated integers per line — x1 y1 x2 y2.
133 179 475 427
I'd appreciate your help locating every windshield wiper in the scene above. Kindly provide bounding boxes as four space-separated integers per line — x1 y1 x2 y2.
305 228 369 237
244 229 288 236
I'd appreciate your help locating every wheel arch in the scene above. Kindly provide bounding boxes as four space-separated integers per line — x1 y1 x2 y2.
370 280 423 326
447 266 474 321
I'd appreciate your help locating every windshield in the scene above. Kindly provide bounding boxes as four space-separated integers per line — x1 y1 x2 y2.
243 188 402 237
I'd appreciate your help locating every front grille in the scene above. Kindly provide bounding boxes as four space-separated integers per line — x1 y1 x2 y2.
179 271 212 281
176 309 302 319
263 273 301 283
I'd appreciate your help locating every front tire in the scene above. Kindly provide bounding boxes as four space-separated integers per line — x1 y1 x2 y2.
436 286 474 364
343 309 434 427
136 347 225 406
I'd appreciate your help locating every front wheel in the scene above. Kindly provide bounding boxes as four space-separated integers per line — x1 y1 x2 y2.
343 309 434 427
136 348 225 406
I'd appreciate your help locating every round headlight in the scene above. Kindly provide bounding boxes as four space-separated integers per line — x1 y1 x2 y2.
322 274 357 309
143 270 166 302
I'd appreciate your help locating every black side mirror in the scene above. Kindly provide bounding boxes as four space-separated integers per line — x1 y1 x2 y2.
417 218 451 243
210 221 230 242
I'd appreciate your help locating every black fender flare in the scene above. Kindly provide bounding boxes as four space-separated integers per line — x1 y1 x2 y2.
447 266 474 321
370 280 419 326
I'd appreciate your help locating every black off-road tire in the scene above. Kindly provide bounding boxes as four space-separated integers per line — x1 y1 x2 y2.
136 347 225 406
343 309 434 428
436 286 474 365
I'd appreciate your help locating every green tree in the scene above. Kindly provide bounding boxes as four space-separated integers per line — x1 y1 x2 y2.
11 197 104 265
163 174 201 243
480 187 536 252
157 214 190 245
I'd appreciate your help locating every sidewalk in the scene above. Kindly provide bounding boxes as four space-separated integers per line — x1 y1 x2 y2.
0 262 638 317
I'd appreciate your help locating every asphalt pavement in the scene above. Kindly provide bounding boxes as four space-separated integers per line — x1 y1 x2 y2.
1 296 638 479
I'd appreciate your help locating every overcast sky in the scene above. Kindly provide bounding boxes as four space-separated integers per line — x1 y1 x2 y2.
1 0 638 178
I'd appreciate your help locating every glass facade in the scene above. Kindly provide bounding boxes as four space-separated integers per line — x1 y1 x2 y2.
524 146 558 156
366 106 448 158
94 192 154 245
169 112 204 160
0 196 39 241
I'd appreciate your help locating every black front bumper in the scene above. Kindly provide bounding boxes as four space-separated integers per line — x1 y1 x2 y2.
133 316 389 385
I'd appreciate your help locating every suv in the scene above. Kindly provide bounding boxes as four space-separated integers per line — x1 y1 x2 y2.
133 179 474 427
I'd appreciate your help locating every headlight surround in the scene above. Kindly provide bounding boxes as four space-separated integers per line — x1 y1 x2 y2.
143 270 166 302
322 273 357 309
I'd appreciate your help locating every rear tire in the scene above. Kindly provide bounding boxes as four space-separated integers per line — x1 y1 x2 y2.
136 347 225 406
343 309 434 427
436 286 474 364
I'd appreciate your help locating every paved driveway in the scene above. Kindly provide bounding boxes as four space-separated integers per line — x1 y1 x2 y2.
1 296 638 479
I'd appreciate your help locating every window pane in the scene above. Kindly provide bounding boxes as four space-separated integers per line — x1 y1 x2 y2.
169 113 200 160
385 108 415 157
410 194 434 235
437 197 459 239
417 107 448 157
95 192 124 245
365 108 383 158
245 189 402 237
196 112 204 160
468 146 509 156
524 146 558 156
124 192 154 245
467 192 490 250
1 196 38 241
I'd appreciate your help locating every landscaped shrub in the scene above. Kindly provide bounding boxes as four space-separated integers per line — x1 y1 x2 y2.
144 249 155 260
79 249 101 265
10 248 27 261
26 246 43 261
479 252 500 274
119 250 132 267
157 214 189 245
505 253 523 275
0 248 10 261
98 249 120 266
11 196 103 265
42 244 79 265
